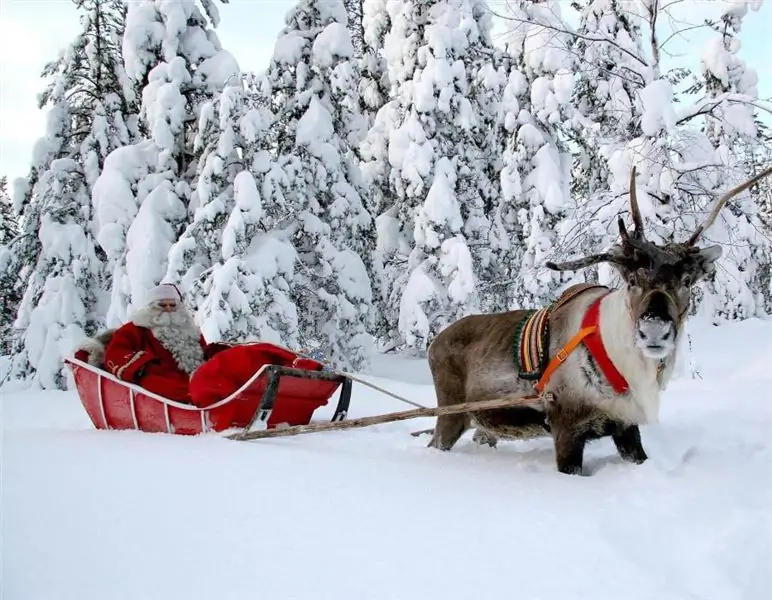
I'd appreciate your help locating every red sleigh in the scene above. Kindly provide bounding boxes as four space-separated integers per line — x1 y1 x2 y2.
64 342 352 436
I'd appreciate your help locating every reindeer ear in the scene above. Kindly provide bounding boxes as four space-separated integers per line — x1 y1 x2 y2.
699 244 722 263
690 244 722 282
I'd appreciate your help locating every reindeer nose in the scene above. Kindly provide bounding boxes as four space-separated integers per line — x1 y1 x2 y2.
637 317 673 341
636 313 675 359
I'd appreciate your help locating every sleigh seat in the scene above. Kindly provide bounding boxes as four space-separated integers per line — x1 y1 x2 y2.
66 339 352 436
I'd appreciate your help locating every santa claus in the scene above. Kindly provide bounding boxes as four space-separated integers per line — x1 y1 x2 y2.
103 283 228 402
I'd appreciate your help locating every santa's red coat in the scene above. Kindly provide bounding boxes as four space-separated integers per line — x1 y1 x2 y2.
104 322 228 402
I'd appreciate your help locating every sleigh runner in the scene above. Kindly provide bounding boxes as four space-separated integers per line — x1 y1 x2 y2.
66 342 353 435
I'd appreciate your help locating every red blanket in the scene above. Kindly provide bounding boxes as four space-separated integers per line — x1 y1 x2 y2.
189 343 324 408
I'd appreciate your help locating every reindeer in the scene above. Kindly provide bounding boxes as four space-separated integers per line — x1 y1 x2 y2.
426 164 772 475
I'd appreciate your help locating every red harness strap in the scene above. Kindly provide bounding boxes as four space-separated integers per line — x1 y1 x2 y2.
534 295 629 395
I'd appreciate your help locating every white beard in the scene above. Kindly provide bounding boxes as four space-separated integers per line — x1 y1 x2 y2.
132 305 205 375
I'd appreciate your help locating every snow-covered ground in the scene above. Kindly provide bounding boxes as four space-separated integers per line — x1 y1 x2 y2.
3 318 772 600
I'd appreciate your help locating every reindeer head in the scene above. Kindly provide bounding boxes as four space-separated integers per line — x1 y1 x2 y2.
547 165 772 360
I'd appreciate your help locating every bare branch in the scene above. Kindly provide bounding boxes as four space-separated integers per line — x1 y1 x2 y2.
487 7 648 68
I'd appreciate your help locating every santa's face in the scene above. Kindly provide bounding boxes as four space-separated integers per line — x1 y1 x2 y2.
157 300 178 313
146 299 195 329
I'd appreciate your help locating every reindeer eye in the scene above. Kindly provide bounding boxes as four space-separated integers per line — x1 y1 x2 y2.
682 273 693 286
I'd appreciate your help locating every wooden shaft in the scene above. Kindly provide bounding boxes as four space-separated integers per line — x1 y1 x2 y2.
226 393 548 441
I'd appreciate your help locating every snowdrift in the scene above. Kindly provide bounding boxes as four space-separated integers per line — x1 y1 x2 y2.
3 317 772 600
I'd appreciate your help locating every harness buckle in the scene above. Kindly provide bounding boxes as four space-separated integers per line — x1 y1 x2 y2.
556 348 568 362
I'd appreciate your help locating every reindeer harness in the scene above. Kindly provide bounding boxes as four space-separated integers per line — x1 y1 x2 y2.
513 284 630 396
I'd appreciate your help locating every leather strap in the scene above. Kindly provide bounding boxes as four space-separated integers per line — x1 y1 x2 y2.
580 296 630 394
534 295 629 395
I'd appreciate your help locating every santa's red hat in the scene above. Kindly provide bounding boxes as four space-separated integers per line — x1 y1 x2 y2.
144 283 182 305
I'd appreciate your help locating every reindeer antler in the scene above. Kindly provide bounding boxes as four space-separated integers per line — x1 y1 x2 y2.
548 166 646 272
686 164 772 246
546 253 619 272
627 166 644 238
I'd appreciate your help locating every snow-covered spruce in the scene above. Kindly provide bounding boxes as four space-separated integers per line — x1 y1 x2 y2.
358 0 391 132
360 0 502 353
93 0 240 324
256 0 375 370
0 176 21 355
693 0 770 320
494 0 576 310
6 0 140 389
561 0 649 281
164 79 249 304
196 170 301 348
550 0 770 323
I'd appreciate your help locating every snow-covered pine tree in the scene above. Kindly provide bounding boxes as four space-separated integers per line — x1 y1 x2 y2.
561 0 650 280
354 0 394 344
196 170 301 347
684 0 770 320
164 77 249 305
359 0 502 354
0 177 18 245
163 71 300 348
466 34 508 313
344 0 365 56
557 0 769 324
496 0 576 309
747 121 772 311
92 0 240 325
359 0 391 129
257 0 375 370
6 0 141 388
0 177 21 354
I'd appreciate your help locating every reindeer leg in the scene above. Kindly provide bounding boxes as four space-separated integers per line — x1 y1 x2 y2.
552 426 587 475
428 414 470 451
545 403 588 475
612 424 648 464
426 348 471 452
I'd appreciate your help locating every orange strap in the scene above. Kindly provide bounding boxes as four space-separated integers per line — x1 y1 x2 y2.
534 326 597 393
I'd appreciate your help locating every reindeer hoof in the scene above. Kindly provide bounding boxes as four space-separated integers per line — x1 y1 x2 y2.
557 465 585 476
427 435 453 452
622 449 648 464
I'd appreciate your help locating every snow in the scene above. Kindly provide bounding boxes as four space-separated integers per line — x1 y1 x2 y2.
639 79 677 136
197 49 241 91
124 179 187 311
222 171 263 260
4 317 772 599
312 22 355 68
142 57 192 152
91 142 157 260
295 95 334 149
272 31 308 65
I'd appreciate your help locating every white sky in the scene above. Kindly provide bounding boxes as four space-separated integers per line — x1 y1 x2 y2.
0 0 770 186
